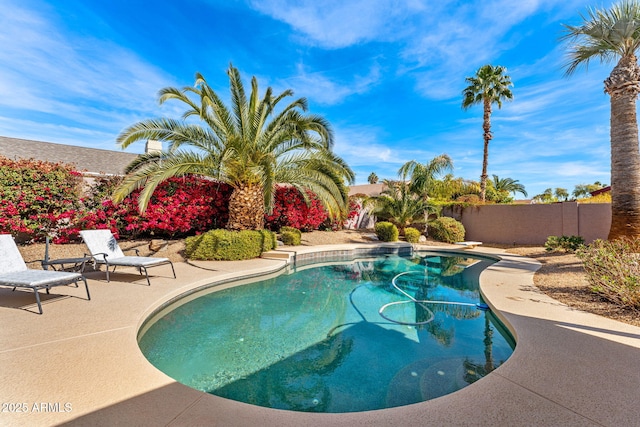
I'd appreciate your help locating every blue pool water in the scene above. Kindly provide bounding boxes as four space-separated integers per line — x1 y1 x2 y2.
138 252 514 413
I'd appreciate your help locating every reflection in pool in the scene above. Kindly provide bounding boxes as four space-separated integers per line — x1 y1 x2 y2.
138 252 514 413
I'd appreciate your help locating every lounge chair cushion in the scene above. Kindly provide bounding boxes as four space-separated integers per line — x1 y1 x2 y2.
79 229 176 286
94 256 171 267
0 235 28 273
0 234 91 314
0 270 82 287
80 230 126 259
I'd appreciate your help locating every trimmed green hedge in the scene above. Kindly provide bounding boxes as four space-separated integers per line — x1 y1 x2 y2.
280 226 302 245
429 217 465 243
404 227 421 243
375 221 399 242
184 229 277 260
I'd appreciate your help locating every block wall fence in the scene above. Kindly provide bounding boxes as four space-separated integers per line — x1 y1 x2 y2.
442 202 611 245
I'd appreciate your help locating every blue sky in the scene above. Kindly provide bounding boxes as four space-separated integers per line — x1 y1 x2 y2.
0 0 620 197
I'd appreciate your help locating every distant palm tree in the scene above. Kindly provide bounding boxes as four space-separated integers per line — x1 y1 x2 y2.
114 64 354 230
398 154 453 199
489 175 528 198
429 174 481 201
532 187 568 204
561 0 640 239
555 187 569 202
367 172 379 184
462 65 514 202
573 182 606 199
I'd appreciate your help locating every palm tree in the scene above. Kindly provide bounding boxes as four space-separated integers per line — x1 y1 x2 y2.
462 65 514 202
370 178 428 231
532 188 568 204
561 0 640 239
573 181 606 199
555 187 569 202
367 172 379 184
429 174 481 201
488 175 528 202
114 64 354 230
398 154 453 199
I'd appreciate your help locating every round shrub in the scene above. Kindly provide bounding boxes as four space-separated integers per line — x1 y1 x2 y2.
404 227 421 243
375 221 399 242
281 231 301 246
280 226 302 238
428 217 465 243
184 229 276 260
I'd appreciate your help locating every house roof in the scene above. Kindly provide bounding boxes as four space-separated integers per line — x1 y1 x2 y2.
0 135 139 176
590 186 611 196
348 183 386 197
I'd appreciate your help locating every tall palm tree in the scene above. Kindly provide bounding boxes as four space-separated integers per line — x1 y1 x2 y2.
114 64 354 230
561 0 640 239
367 172 379 184
462 65 514 202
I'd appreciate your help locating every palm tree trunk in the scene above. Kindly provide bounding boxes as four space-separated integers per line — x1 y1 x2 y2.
605 55 640 240
480 98 493 202
227 183 265 230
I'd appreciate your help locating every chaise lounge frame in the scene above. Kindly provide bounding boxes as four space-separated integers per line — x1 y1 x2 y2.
0 234 90 314
79 230 176 286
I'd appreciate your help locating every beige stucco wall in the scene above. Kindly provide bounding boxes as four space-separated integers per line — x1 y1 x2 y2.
443 202 611 245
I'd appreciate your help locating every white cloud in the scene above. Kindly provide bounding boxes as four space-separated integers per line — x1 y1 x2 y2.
0 1 178 149
247 0 425 48
400 0 588 99
277 62 382 105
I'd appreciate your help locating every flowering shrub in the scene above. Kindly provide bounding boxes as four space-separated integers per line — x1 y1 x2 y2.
265 186 328 231
1 156 335 243
0 157 83 241
67 177 233 241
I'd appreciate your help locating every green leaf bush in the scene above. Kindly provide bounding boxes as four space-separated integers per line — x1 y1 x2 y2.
576 238 640 310
375 221 399 242
544 235 585 252
428 217 465 243
184 229 276 260
280 226 302 245
404 227 421 243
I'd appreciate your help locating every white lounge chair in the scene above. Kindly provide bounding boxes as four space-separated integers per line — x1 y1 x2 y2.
79 230 176 286
0 234 90 314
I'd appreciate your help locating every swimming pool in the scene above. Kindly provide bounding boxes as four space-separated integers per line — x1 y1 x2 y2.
138 252 514 413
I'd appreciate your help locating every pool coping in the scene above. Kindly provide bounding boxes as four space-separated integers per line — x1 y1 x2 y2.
1 243 639 426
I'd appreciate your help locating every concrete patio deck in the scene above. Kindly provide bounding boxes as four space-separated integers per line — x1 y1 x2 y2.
1 243 639 426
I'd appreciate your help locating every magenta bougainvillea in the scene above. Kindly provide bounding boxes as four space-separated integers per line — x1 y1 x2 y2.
0 157 83 241
265 186 328 231
65 177 233 242
0 156 341 243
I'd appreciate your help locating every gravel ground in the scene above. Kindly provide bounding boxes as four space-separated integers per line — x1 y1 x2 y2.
506 246 640 327
15 230 639 327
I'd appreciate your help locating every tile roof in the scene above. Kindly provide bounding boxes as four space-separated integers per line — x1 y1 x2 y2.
0 135 139 176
